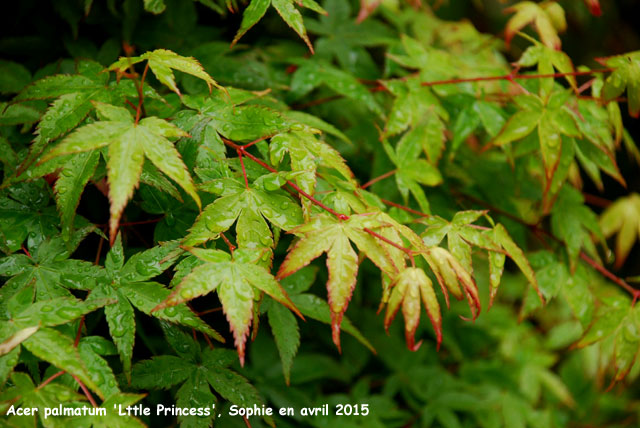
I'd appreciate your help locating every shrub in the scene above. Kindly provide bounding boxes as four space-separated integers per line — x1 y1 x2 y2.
1 0 639 427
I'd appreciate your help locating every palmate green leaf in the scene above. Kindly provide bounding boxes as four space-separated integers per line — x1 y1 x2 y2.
599 51 640 117
551 186 603 268
267 303 300 385
0 372 85 426
599 193 640 269
305 0 392 79
577 296 640 381
109 49 221 96
504 1 566 49
381 136 443 214
176 372 216 428
0 180 60 253
41 103 199 243
131 355 193 389
185 181 302 263
270 130 355 216
516 43 578 90
202 349 264 408
493 92 583 189
13 61 125 146
186 98 291 142
54 150 100 240
0 236 105 318
92 239 221 381
154 248 300 365
68 393 147 428
233 0 324 51
22 328 103 399
290 62 383 115
130 348 262 419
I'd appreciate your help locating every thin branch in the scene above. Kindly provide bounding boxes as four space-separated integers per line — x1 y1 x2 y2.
418 68 614 88
241 134 274 150
38 371 65 389
237 149 250 190
94 235 104 265
583 192 612 208
220 232 236 254
380 198 430 218
293 66 615 109
222 138 348 220
74 317 85 347
197 307 224 316
21 244 32 258
70 374 98 407
363 227 416 267
580 252 640 303
135 62 149 125
361 169 396 189
454 190 639 300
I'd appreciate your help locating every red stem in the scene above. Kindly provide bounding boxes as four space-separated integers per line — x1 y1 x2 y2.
222 138 348 220
94 235 104 265
135 62 149 125
583 192 612 208
455 191 638 300
580 253 640 303
220 232 236 254
38 371 65 389
380 198 430 218
197 307 223 316
21 244 32 258
241 134 274 150
237 149 250 190
363 227 415 267
418 68 614 87
74 317 85 347
362 169 396 189
70 374 98 407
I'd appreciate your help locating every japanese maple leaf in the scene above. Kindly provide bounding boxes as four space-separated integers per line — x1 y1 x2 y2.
88 235 223 381
41 102 200 243
384 267 442 351
109 49 221 96
153 247 302 366
184 177 303 267
129 323 264 428
277 213 403 350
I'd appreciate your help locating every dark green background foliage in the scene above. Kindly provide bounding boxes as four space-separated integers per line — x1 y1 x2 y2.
1 0 640 427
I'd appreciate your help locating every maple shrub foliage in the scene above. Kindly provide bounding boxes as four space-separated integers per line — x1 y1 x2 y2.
1 0 640 427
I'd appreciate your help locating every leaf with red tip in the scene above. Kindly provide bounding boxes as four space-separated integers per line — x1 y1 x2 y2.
41 103 198 244
504 2 565 50
154 248 300 365
494 224 543 304
384 267 441 351
278 213 403 350
601 52 640 118
584 0 601 16
326 232 358 351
